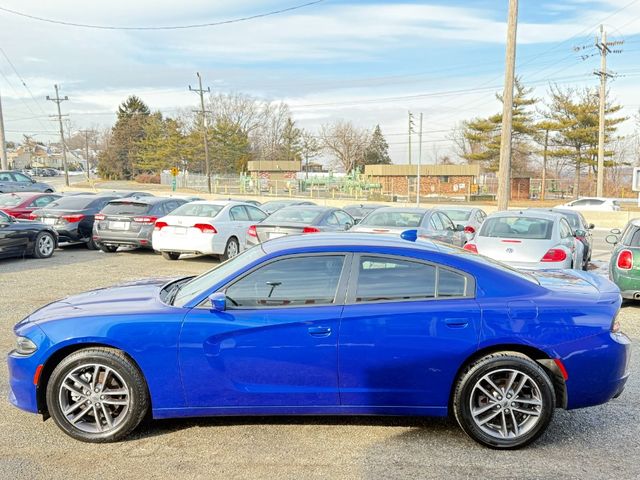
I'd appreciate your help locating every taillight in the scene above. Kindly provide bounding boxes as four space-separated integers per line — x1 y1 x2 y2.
302 226 320 234
248 225 257 237
29 213 38 220
541 248 567 262
194 223 217 234
463 243 478 253
154 221 168 231
62 214 85 223
464 225 475 234
611 312 621 333
617 250 633 270
133 216 158 224
94 213 105 221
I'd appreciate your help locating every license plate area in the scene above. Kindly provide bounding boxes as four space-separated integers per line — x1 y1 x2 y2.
108 221 130 230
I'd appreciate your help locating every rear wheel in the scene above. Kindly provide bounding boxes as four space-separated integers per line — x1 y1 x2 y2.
86 237 99 250
99 245 118 253
453 352 555 449
33 231 55 258
45 347 149 443
221 237 240 261
162 251 180 261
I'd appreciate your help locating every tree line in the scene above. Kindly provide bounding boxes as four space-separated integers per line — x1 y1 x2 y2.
97 94 391 180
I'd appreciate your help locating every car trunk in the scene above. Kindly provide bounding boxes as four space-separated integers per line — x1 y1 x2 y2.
159 216 218 236
530 269 619 298
475 237 553 264
96 202 154 234
254 222 312 242
35 209 88 226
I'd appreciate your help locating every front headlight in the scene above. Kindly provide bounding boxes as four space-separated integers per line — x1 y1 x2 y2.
15 336 38 356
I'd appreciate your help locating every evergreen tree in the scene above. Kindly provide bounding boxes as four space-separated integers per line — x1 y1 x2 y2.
364 125 391 165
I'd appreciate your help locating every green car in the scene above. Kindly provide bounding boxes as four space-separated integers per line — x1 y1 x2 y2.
606 219 640 300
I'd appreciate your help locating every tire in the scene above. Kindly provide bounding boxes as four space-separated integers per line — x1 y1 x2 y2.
44 189 54 193
162 251 180 261
33 231 56 259
45 347 149 443
221 237 240 261
453 351 555 450
99 245 119 253
86 237 99 250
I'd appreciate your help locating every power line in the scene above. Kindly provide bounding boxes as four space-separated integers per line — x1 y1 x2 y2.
0 1 326 30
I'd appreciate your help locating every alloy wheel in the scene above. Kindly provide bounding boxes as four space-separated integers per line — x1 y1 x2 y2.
226 240 239 258
38 234 54 257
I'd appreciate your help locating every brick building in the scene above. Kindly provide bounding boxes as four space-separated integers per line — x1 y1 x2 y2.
364 164 481 198
247 160 301 183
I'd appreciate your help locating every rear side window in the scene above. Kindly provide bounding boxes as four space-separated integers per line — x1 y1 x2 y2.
480 216 553 240
229 206 250 221
246 206 267 221
101 202 150 215
0 195 22 206
353 256 471 303
621 226 640 247
46 196 96 210
225 255 345 307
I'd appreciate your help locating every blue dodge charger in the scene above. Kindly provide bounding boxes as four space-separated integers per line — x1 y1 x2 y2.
7 234 630 449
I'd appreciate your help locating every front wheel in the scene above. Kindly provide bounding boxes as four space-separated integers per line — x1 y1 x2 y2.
86 237 99 250
45 347 149 443
33 231 56 258
453 352 555 449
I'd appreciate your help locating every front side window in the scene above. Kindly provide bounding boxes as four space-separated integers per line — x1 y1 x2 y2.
225 255 345 308
429 213 444 231
13 173 31 182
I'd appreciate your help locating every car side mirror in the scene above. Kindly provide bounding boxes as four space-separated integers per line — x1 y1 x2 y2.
588 223 595 230
574 229 586 237
610 228 621 235
345 222 353 230
455 224 465 232
605 234 619 245
209 292 227 311
31 178 36 183
353 218 361 224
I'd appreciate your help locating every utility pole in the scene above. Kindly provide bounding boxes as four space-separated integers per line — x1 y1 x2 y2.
417 113 423 207
0 89 7 170
408 111 414 166
46 84 69 187
189 73 212 194
541 128 549 201
78 129 94 181
496 0 519 211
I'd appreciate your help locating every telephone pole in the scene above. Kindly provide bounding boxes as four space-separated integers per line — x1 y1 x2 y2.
496 0 519 210
189 73 212 194
408 111 414 166
0 89 7 170
78 129 94 181
46 84 69 187
416 113 423 207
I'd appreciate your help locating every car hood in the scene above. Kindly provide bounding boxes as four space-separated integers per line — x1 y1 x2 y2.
18 277 179 326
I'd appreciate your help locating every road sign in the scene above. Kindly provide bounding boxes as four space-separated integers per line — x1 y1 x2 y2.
632 167 640 192
170 167 179 177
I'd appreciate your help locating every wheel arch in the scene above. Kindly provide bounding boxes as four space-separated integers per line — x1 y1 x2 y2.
449 343 567 411
36 342 150 418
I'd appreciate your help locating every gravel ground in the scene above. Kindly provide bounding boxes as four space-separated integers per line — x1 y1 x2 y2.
1 246 639 480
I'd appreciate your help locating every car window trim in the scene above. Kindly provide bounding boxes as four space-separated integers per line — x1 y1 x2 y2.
344 253 476 305
194 252 354 310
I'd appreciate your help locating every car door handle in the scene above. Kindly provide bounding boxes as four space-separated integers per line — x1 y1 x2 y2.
445 318 469 328
308 326 332 337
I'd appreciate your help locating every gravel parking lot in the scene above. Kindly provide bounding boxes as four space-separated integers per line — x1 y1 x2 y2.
1 246 639 480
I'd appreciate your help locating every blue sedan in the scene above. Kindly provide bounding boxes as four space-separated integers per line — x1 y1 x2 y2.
7 234 630 448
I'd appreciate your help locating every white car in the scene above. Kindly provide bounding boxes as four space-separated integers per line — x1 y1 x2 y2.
556 197 620 212
152 200 267 261
438 206 487 242
464 210 583 270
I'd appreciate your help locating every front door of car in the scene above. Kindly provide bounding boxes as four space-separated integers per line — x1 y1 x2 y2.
12 172 34 191
179 254 351 408
338 254 481 408
0 212 24 256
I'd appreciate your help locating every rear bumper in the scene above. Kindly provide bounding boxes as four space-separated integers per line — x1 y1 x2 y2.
93 227 154 248
555 331 631 409
152 232 227 255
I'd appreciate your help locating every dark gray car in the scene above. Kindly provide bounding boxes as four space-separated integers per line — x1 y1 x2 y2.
247 206 354 246
0 170 55 193
93 197 187 252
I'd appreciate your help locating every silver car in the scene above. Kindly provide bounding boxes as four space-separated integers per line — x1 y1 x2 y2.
438 206 487 242
0 170 55 193
349 207 465 247
464 211 583 270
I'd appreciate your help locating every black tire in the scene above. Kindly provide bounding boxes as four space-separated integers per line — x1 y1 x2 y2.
44 189 54 193
33 231 56 259
221 237 240 261
99 244 119 253
162 251 180 261
86 236 99 250
45 347 149 443
453 351 555 450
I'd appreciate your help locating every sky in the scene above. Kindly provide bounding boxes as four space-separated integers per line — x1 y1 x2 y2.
0 0 639 164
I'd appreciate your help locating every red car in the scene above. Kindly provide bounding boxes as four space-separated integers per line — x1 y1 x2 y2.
0 192 61 219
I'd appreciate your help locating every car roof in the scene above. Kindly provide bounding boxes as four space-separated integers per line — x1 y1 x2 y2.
186 200 246 206
371 207 432 214
261 232 441 254
276 205 334 211
438 206 476 211
528 207 581 217
107 196 173 205
487 210 564 221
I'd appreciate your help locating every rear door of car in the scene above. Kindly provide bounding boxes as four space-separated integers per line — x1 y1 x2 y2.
338 254 480 409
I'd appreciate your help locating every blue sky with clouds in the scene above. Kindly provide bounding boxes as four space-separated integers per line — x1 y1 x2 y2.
0 0 639 163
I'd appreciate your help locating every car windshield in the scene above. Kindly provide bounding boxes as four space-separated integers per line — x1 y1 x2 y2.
480 216 553 240
266 207 322 224
172 246 266 307
101 201 150 215
360 211 424 228
0 195 24 207
441 209 471 221
170 203 223 217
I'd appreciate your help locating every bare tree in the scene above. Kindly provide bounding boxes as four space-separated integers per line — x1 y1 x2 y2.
320 121 370 172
